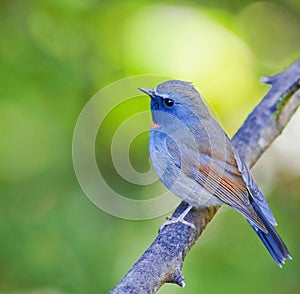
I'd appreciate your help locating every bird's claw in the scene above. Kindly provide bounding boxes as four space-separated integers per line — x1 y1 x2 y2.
159 205 196 232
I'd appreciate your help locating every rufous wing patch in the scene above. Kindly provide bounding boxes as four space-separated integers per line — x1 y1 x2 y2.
196 164 266 232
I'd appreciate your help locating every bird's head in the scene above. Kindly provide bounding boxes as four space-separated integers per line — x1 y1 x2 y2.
139 80 210 130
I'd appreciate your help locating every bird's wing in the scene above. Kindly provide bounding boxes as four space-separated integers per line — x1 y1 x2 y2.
166 136 268 232
196 154 268 232
231 148 277 226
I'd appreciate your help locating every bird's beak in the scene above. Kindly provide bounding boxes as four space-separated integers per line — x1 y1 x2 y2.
138 87 155 98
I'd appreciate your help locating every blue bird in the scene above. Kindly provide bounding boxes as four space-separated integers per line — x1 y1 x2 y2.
139 80 291 267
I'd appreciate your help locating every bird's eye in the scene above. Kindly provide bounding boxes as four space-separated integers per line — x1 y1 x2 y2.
164 98 174 107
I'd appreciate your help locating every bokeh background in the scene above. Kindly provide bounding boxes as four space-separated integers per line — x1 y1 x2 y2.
1 0 300 293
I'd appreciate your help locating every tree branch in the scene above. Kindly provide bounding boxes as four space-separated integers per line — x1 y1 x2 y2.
110 60 300 294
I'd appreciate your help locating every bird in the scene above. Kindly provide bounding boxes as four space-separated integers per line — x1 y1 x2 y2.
138 80 291 267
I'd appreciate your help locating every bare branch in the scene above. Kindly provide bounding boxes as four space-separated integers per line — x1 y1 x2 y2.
110 60 300 294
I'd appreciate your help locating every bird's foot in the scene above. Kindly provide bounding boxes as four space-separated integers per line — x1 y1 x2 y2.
159 205 196 232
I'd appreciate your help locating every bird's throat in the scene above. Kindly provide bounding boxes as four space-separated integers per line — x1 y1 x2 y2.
151 121 161 129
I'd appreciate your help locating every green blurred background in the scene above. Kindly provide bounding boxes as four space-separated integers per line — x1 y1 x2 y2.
1 0 300 293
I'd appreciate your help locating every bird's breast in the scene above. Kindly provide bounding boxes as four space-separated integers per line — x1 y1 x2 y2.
148 129 222 207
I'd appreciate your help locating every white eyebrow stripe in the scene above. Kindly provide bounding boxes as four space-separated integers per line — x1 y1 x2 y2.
153 87 170 99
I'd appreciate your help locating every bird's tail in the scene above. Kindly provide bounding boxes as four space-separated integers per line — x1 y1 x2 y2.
249 198 292 267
